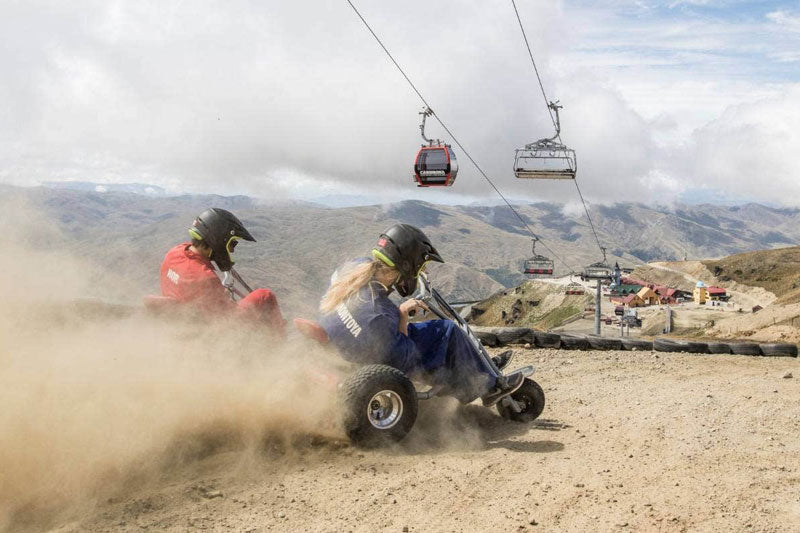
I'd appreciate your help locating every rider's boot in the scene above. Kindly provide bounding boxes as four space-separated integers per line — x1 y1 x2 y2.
491 349 513 370
481 372 524 407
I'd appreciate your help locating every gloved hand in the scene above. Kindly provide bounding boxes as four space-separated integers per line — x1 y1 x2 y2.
399 299 428 318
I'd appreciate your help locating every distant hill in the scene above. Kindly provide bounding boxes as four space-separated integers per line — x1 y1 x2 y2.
42 181 168 196
3 185 800 316
704 246 800 304
468 281 591 331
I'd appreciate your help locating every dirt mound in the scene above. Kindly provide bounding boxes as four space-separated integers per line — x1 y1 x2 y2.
629 264 697 292
707 301 800 343
468 280 592 330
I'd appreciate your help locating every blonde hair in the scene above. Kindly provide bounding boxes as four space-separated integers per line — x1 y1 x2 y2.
320 259 396 314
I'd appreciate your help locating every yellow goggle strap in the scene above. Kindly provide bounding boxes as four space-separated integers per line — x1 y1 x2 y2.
372 250 428 278
372 249 396 267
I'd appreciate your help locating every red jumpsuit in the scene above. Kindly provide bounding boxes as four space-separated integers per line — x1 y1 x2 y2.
160 243 286 337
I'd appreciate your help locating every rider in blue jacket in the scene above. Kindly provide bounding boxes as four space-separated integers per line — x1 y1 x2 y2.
319 224 522 405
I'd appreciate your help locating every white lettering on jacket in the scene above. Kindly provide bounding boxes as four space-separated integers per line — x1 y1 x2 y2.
335 303 362 338
167 268 180 285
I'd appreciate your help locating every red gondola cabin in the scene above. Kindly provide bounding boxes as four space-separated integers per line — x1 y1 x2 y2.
413 145 458 187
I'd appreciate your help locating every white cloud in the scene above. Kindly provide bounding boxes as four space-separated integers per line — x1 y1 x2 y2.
767 10 800 31
679 85 800 205
0 0 799 207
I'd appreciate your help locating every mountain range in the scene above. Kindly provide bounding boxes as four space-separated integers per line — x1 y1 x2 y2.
4 184 799 317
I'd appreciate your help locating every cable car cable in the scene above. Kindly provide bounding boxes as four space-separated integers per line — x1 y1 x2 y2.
344 0 577 273
571 180 604 254
510 0 605 256
510 0 558 134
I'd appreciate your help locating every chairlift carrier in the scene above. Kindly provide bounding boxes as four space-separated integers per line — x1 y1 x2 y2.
523 238 554 277
413 107 458 187
581 247 614 281
564 275 585 295
514 101 577 180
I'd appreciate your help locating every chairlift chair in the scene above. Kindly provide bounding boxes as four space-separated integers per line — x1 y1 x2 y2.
564 275 585 295
523 238 554 278
580 248 614 281
514 101 576 180
413 107 458 187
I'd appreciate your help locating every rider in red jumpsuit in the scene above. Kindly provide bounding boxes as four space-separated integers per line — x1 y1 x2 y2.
159 207 286 337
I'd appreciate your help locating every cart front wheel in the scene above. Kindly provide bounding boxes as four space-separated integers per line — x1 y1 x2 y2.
496 378 545 423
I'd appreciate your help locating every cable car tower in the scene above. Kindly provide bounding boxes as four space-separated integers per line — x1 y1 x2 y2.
523 237 554 278
580 247 614 335
413 107 459 187
514 101 577 180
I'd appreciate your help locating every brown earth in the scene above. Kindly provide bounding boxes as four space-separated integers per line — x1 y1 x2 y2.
703 246 800 305
54 347 800 533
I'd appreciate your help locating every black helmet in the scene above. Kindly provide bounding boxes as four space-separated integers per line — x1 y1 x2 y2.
188 208 255 271
372 224 444 296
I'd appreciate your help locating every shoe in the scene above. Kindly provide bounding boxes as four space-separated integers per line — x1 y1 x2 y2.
491 350 513 370
481 372 525 407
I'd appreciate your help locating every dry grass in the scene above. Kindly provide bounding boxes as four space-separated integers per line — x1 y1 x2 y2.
703 246 800 304
468 280 591 330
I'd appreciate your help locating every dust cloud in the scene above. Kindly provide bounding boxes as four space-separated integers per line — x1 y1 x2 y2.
0 198 340 531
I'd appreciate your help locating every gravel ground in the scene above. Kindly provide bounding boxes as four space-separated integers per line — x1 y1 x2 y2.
65 347 800 533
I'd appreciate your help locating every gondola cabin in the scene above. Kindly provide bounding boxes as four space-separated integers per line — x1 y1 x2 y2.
514 144 576 180
413 145 458 187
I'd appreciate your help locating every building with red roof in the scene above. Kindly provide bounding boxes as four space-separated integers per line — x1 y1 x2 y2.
708 286 730 301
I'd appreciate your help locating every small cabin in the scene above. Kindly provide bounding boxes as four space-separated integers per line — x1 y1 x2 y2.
637 286 661 306
708 286 730 301
610 293 644 308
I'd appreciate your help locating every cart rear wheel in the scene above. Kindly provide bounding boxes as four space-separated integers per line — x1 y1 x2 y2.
339 365 418 448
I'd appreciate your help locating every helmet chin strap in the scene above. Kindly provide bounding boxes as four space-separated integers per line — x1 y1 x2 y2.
387 271 404 295
220 267 253 301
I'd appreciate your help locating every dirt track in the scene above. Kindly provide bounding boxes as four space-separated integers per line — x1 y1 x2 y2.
59 347 800 533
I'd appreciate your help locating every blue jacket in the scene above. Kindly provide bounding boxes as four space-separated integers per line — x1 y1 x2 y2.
319 281 419 371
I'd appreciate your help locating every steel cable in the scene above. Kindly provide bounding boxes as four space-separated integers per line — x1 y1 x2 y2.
344 0 577 273
510 0 606 257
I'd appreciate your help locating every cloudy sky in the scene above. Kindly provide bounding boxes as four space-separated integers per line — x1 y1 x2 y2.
1 0 798 206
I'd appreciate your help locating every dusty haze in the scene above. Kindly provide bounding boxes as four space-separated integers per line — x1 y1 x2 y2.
0 199 341 531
